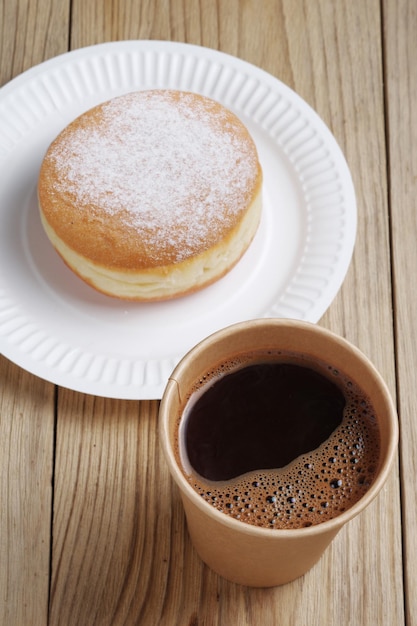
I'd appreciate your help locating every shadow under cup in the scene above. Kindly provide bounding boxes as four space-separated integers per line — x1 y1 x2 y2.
159 319 398 587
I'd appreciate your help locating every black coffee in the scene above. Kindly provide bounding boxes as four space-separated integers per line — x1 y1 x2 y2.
184 362 346 481
176 351 381 529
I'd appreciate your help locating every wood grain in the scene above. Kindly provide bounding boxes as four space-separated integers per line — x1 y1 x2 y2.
50 396 171 624
383 0 417 623
0 357 55 625
0 0 69 82
0 2 67 625
0 0 409 624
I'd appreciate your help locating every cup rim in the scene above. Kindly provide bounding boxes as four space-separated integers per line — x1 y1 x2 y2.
159 318 399 537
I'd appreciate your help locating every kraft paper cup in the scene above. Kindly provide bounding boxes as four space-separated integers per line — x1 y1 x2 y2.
159 319 398 587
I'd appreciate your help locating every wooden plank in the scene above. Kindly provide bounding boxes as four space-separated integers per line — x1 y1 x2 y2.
0 358 55 625
0 0 69 82
383 0 417 624
50 395 172 624
0 1 69 623
48 1 404 624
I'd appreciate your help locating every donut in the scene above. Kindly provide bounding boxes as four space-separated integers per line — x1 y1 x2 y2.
38 90 262 300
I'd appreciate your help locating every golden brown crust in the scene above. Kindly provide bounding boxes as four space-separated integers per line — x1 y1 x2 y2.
39 189 262 301
38 90 262 299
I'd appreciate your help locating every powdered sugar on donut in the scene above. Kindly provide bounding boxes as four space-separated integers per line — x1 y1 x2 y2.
46 90 260 264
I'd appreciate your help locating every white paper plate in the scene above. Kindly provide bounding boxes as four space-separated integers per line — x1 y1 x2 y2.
0 41 356 399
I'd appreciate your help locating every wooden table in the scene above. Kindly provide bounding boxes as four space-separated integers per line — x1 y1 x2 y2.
1 1 415 624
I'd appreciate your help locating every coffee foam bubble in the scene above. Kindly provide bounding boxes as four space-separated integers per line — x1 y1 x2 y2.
175 351 381 530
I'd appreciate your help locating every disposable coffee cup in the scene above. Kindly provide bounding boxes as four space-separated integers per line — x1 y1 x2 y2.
159 319 398 587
